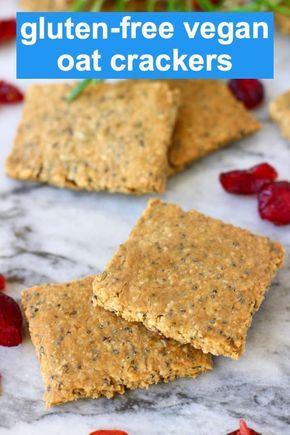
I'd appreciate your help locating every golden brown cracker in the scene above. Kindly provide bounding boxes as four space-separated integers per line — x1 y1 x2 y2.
22 276 212 407
269 90 290 141
6 81 179 194
93 199 284 359
167 80 260 170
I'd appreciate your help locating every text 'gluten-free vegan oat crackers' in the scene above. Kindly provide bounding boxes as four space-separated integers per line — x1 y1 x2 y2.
22 276 212 407
6 81 179 194
167 80 260 171
93 199 284 359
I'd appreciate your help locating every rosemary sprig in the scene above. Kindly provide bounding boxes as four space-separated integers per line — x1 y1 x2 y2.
146 0 156 11
71 0 290 14
72 0 88 11
196 0 219 11
67 79 102 102
228 0 290 14
184 0 193 11
116 0 128 11
167 0 177 11
91 0 107 11
67 78 92 101
68 0 290 101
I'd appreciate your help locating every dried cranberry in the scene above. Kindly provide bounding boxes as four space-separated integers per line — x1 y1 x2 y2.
0 19 16 45
258 181 290 225
228 79 264 109
0 293 23 347
0 81 24 104
228 419 261 435
219 163 278 195
90 431 128 435
0 274 5 291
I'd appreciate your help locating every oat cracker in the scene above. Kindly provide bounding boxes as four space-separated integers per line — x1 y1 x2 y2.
6 81 179 194
22 276 212 407
167 80 260 171
93 199 284 359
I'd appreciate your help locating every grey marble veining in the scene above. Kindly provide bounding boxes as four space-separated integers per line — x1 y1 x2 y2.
0 3 290 434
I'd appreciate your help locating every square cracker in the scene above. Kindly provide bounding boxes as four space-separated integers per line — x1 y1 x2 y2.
269 90 290 141
22 276 212 407
93 199 284 359
167 80 260 171
6 81 179 194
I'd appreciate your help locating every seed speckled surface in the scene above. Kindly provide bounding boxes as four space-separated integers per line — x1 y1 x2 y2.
93 199 284 359
22 276 212 407
167 80 260 171
6 81 179 194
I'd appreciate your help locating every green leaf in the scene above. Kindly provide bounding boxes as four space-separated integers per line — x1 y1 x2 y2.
184 0 194 11
115 0 127 11
196 0 219 11
167 0 177 11
146 0 156 11
71 0 87 11
66 79 92 102
90 0 106 11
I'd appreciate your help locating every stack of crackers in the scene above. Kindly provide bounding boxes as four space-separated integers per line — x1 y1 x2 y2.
22 199 284 407
6 79 260 194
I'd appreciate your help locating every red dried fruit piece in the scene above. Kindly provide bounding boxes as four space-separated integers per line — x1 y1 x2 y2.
0 81 24 104
258 181 290 226
0 274 5 291
0 293 23 347
228 419 261 435
0 19 16 45
228 79 264 109
219 163 278 195
90 431 128 435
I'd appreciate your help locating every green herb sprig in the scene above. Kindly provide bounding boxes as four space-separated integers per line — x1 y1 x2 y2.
71 0 290 16
68 0 290 101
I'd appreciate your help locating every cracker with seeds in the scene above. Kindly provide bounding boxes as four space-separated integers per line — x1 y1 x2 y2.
6 81 179 194
167 80 260 171
93 199 284 359
269 90 290 141
22 276 212 407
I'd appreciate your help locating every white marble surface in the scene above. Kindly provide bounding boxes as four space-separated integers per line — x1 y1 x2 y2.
0 2 290 434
